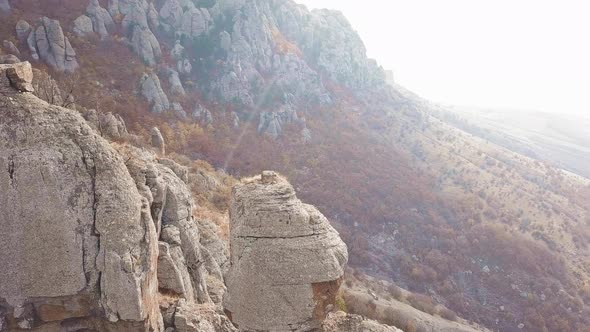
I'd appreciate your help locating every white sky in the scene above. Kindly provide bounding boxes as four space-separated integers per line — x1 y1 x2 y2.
295 0 590 115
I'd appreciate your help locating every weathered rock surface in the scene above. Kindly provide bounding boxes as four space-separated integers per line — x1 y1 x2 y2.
131 24 162 66
86 0 115 39
224 171 348 331
0 54 20 65
321 311 403 332
0 0 10 14
140 72 170 113
3 40 20 56
31 68 64 105
167 68 185 96
0 63 160 331
15 20 31 41
29 17 79 72
151 126 166 155
73 15 94 37
0 64 234 331
174 301 237 332
0 61 34 92
192 104 213 125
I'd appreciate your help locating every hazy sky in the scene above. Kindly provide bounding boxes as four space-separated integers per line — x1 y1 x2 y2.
295 0 590 115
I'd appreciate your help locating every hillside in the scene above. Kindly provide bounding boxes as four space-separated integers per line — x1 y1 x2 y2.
433 105 590 179
1 0 589 331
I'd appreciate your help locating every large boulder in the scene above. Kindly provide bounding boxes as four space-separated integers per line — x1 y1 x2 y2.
73 15 94 37
0 63 161 330
86 0 115 39
31 17 79 72
0 0 10 14
224 171 348 331
15 20 31 41
3 40 20 56
131 25 162 66
139 72 170 113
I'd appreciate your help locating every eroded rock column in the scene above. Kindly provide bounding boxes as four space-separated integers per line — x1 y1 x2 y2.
224 171 348 331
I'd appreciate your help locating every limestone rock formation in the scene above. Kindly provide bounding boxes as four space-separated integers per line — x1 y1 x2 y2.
86 0 115 39
73 15 94 37
15 20 31 41
192 104 213 125
167 68 185 96
0 64 237 331
140 72 170 113
257 102 300 138
3 40 20 56
224 171 348 331
321 312 403 332
151 126 166 155
0 63 160 331
28 17 79 72
0 62 34 92
0 0 10 14
131 24 162 66
0 54 20 65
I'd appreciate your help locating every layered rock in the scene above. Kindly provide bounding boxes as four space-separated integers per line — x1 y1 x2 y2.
28 17 79 72
0 0 10 14
0 64 231 331
140 72 170 113
3 40 20 56
0 62 160 330
224 171 348 331
86 0 115 39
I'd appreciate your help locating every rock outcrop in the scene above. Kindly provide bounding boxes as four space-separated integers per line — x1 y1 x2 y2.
140 72 170 113
224 171 348 331
86 0 115 39
0 64 232 332
73 15 94 37
0 62 160 331
3 40 20 56
0 0 10 14
27 17 79 72
15 20 31 41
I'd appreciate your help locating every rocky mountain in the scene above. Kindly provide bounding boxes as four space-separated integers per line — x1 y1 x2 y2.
1 0 589 331
0 62 397 331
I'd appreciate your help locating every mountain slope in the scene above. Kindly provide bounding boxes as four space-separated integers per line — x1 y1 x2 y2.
1 1 589 331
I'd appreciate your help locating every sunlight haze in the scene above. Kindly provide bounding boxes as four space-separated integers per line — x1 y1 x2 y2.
296 0 590 115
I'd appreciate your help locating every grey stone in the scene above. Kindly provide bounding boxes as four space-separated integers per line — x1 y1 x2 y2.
86 0 115 39
150 127 165 155
168 68 185 96
3 40 20 56
224 173 348 331
131 25 161 66
1 61 34 92
171 40 184 60
26 30 39 61
73 15 94 37
231 111 239 128
15 20 31 41
34 17 79 72
174 301 237 332
139 72 170 113
177 58 192 75
0 0 10 14
302 126 312 143
98 112 128 139
0 70 161 330
0 54 20 65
